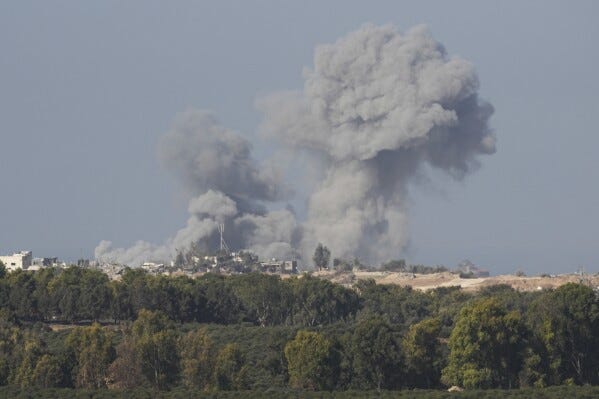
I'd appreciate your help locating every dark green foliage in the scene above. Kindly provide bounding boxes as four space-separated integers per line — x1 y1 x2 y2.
357 279 432 326
65 323 115 388
179 327 214 389
442 298 527 389
228 273 291 326
526 283 599 386
284 330 336 390
213 343 248 390
0 266 597 393
403 318 444 388
286 275 360 326
348 316 402 390
2 385 599 398
132 310 180 389
2 267 361 327
7 270 40 321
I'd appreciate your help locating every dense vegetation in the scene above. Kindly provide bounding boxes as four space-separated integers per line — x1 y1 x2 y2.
2 385 599 398
0 262 597 396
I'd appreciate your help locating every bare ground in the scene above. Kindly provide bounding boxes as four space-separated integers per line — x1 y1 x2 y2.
311 270 599 292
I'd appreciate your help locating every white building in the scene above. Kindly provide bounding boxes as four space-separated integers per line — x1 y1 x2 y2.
259 259 298 274
141 262 166 274
0 251 33 271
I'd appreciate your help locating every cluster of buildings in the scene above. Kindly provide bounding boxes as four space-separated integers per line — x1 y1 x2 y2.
94 252 298 279
0 250 32 271
1 248 299 279
197 252 297 275
258 259 298 274
0 250 67 272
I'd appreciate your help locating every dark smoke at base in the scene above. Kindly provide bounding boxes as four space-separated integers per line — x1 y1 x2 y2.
95 24 495 268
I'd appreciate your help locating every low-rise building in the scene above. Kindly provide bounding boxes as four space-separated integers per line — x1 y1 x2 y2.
0 251 33 271
259 259 298 274
141 262 166 274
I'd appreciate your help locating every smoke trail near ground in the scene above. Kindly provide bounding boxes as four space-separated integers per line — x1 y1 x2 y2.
95 24 494 268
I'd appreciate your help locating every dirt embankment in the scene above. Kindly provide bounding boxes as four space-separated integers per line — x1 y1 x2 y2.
311 270 599 292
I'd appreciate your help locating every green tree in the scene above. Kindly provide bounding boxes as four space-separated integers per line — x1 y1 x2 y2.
403 317 443 388
197 274 245 324
529 283 599 385
32 268 57 321
48 267 83 322
107 330 144 389
313 243 331 271
65 323 115 388
179 328 214 390
11 338 43 387
132 309 180 389
0 313 23 385
120 268 152 316
441 298 526 389
214 343 247 390
31 354 64 388
79 269 112 321
350 316 402 390
286 275 359 326
229 273 290 326
110 280 134 323
284 330 336 390
6 271 39 321
356 279 431 326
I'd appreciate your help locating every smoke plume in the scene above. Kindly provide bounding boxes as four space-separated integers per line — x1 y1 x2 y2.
257 24 494 264
95 24 494 267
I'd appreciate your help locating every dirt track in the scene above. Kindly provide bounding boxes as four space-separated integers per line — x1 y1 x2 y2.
313 270 599 292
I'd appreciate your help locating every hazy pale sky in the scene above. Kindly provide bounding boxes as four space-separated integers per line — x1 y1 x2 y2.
1 1 597 274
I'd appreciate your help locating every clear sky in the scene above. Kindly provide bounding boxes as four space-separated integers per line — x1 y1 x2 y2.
1 1 597 274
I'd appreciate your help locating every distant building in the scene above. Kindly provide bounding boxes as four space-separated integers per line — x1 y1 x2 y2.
141 262 166 274
259 259 298 274
32 257 59 268
0 251 33 271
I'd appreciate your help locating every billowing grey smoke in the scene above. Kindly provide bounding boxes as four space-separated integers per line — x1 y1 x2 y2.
96 23 494 268
158 110 289 204
95 111 298 266
257 24 494 263
95 191 221 266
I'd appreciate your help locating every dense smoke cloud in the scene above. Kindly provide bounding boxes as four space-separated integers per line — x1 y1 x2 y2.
95 111 299 266
158 110 289 204
95 23 494 267
258 24 494 263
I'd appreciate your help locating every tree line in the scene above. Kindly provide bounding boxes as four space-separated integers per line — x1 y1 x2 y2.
0 266 359 325
0 263 597 393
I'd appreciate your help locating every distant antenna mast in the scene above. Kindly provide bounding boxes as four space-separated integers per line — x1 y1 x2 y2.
218 223 230 254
